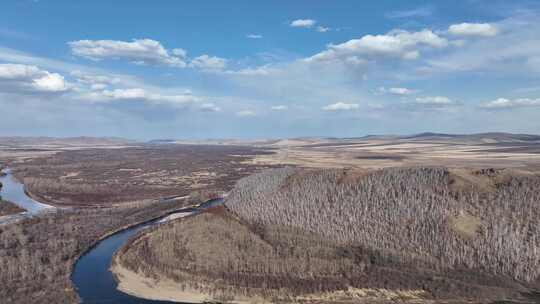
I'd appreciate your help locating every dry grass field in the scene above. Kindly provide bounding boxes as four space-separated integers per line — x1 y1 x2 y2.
242 133 540 171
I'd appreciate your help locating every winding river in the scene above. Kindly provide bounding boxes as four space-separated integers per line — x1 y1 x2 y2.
0 169 55 224
0 169 55 213
72 200 222 304
1 167 222 303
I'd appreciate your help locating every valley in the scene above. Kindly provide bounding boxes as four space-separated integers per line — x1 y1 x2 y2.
1 134 540 303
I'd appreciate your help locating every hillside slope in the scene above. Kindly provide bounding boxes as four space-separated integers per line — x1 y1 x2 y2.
114 167 540 303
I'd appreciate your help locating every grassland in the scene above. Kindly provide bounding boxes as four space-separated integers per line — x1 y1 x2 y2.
243 133 540 171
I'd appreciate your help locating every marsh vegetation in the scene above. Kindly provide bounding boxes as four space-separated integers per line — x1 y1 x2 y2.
11 145 274 206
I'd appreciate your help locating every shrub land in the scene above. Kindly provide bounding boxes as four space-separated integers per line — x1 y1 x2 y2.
11 144 274 206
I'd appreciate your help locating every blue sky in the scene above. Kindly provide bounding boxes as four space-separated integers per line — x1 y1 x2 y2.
1 0 540 140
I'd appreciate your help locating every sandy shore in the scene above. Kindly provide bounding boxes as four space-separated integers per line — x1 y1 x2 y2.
111 261 215 303
111 254 276 304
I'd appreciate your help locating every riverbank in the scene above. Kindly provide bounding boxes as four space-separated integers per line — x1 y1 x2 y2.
0 199 25 217
0 197 192 303
0 168 55 212
112 261 216 303
112 256 431 304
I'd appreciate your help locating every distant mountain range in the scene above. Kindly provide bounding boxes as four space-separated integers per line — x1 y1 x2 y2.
2 132 539 148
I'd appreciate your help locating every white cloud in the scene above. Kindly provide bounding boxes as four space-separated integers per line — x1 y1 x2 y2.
90 83 107 91
84 87 199 107
378 87 417 95
316 26 330 33
223 65 276 76
415 96 454 105
171 48 187 57
412 96 458 109
32 73 68 92
390 87 416 95
189 55 227 71
306 29 447 63
246 34 263 39
448 23 498 37
425 14 540 74
199 103 221 112
69 40 232 72
69 39 187 67
102 88 146 99
0 63 68 92
236 110 256 117
0 63 41 79
71 70 120 89
290 19 316 28
479 98 540 109
322 102 359 111
385 6 434 19
271 105 288 111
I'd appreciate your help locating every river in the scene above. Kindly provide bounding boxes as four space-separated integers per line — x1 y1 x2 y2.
0 168 55 224
1 167 220 303
72 199 223 304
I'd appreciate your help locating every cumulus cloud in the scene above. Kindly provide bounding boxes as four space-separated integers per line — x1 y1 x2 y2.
223 65 276 76
246 34 263 39
32 73 67 92
271 105 288 111
425 14 540 74
71 70 121 90
290 19 317 28
306 29 448 63
0 63 68 92
236 110 256 117
378 87 417 95
0 63 40 79
316 26 330 33
322 102 359 111
448 23 498 37
189 55 227 71
69 39 188 67
479 98 540 109
83 87 200 107
415 96 455 105
69 39 233 73
199 103 221 112
401 96 460 111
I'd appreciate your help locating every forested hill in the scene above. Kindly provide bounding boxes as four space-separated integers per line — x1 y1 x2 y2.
226 167 540 286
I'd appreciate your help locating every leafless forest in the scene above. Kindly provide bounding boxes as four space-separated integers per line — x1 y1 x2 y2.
227 167 540 283
115 167 540 302
0 198 191 303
